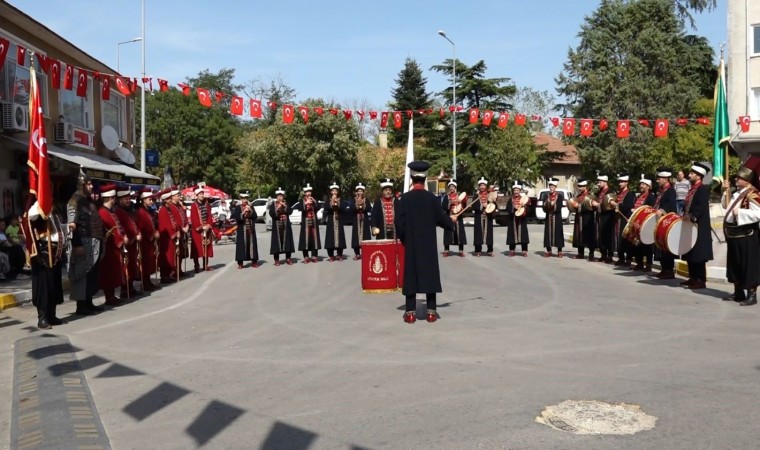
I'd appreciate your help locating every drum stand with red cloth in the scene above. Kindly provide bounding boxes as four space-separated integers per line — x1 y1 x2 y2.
361 239 405 293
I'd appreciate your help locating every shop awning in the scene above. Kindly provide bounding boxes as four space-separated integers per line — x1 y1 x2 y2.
47 145 160 186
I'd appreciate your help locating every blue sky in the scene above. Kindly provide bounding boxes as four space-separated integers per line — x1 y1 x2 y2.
9 0 727 110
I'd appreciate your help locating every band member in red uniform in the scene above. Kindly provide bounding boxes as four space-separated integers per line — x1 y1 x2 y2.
169 187 190 275
652 168 677 279
293 184 322 263
157 189 180 283
269 188 295 266
346 183 370 259
115 186 140 298
506 180 530 256
681 162 713 289
190 185 215 272
441 180 467 257
542 178 565 257
570 179 597 259
134 187 159 290
611 174 636 266
397 161 454 324
232 192 259 268
472 177 495 256
631 176 656 271
324 183 347 261
371 178 399 240
97 184 127 305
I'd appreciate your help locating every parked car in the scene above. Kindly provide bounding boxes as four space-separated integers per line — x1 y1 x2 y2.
534 188 572 224
288 200 325 226
251 198 269 223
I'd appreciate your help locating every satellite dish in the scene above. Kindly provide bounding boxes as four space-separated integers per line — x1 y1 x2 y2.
101 125 119 151
115 145 136 165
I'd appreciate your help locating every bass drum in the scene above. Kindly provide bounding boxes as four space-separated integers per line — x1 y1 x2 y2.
485 203 496 214
655 212 697 255
623 206 656 245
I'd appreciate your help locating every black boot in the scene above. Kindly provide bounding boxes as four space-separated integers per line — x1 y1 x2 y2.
740 290 757 306
87 298 105 312
75 301 97 316
723 285 746 302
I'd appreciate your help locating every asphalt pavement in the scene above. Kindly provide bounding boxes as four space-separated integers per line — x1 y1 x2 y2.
2 224 759 450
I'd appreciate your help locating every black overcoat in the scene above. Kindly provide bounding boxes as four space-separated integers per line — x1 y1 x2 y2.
323 199 347 250
541 191 565 248
472 199 494 247
268 203 295 255
345 199 371 248
597 189 616 250
683 184 713 262
395 188 454 295
653 186 677 260
441 195 467 246
371 197 400 240
614 190 637 254
573 200 596 249
232 204 259 262
292 200 322 251
506 197 530 245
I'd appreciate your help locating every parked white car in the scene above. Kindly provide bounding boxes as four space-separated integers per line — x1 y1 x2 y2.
251 198 270 223
534 188 572 223
265 200 324 230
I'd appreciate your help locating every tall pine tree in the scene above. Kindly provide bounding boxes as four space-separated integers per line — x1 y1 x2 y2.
387 58 433 148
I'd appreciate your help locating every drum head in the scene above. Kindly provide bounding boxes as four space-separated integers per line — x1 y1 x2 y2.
452 204 462 214
485 203 496 214
639 214 658 245
458 192 468 202
514 206 524 216
487 191 497 203
667 219 698 255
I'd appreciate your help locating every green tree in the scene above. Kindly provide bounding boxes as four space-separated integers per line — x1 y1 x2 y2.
472 126 553 189
387 58 434 147
237 99 363 200
509 87 559 135
243 75 297 126
139 68 244 194
674 0 717 27
555 0 714 177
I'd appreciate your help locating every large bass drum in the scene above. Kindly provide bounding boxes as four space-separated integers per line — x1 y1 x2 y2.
655 212 697 255
623 206 657 245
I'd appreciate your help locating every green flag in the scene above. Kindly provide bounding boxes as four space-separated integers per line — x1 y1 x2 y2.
712 59 730 185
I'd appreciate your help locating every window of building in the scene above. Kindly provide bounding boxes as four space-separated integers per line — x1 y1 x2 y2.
754 25 760 55
751 88 760 120
58 64 93 129
0 39 48 115
101 90 127 140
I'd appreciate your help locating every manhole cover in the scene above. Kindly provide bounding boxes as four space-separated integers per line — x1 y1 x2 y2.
536 400 657 435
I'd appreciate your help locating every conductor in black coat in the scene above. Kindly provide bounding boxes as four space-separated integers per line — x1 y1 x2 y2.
268 188 295 266
652 168 678 279
396 161 454 324
681 162 714 289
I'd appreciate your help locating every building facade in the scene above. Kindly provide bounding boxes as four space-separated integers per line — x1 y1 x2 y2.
532 132 582 194
728 0 760 158
0 2 157 219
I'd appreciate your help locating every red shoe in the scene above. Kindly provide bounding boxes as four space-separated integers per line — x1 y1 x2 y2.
252 262 259 268
403 312 416 324
353 255 360 261
426 311 438 323
475 252 482 257
558 252 564 258
237 263 243 269
286 258 293 265
312 257 319 263
544 252 552 258
509 251 515 257
522 251 528 257
274 260 281 267
205 266 213 272
443 251 450 258
487 252 494 257
459 251 465 257
329 256 335 262
303 258 310 264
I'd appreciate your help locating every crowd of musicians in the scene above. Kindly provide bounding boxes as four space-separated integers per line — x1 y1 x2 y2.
18 158 760 329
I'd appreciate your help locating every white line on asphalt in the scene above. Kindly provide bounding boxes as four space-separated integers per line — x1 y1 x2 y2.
73 262 233 335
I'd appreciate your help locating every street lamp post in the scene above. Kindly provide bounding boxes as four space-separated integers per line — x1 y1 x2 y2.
438 30 456 181
116 37 142 73
140 0 146 173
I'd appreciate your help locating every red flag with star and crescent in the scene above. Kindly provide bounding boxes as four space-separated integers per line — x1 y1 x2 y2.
599 119 609 131
282 104 295 124
497 113 509 128
617 120 630 138
197 88 212 107
654 119 669 138
101 76 111 101
562 118 576 136
380 112 389 128
230 96 244 116
116 77 132 96
739 116 751 133
63 65 74 90
27 67 52 219
469 108 479 124
0 38 9 69
250 99 262 118
482 110 494 127
76 69 88 97
580 119 593 137
393 111 402 129
298 106 309 123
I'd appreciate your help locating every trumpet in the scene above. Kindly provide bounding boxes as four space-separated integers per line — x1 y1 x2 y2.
275 200 287 215
355 194 365 211
331 194 339 208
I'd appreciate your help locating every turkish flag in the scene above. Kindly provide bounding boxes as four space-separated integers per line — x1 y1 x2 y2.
599 119 609 131
115 77 132 96
130 78 138 94
497 113 509 129
439 108 445 118
482 110 494 127
50 59 61 89
16 45 25 66
329 108 338 116
142 77 153 92
178 83 191 96
580 119 593 137
562 118 576 136
739 116 751 133
214 91 224 103
637 119 650 127
469 108 479 124
76 69 88 97
282 104 295 124
696 117 710 125
197 88 212 107
101 76 111 101
369 111 378 120
230 96 244 116
406 110 413 119
343 110 353 121
27 73 52 220
356 110 365 121
64 65 74 90
676 118 689 126
617 120 630 138
0 38 9 69
267 101 278 110
249 99 262 118
530 115 542 122
550 117 560 128
298 106 309 123
449 105 456 112
654 119 669 138
393 111 402 129
158 79 169 92
35 53 51 73
92 71 100 81
314 107 324 116
380 112 389 128
515 114 527 126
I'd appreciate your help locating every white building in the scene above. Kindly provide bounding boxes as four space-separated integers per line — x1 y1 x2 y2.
727 0 760 158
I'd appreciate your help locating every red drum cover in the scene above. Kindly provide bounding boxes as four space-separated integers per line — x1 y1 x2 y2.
362 239 404 292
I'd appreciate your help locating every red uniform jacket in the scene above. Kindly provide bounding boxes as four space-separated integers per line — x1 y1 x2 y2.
115 207 139 282
169 203 189 259
190 201 214 259
98 206 125 290
134 206 157 278
158 204 179 272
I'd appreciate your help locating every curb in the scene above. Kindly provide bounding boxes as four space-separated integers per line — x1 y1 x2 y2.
0 278 70 311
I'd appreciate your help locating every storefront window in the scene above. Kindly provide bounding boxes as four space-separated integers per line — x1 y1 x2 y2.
102 90 127 140
58 64 93 129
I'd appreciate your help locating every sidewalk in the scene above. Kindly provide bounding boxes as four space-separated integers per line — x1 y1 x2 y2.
0 272 70 311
